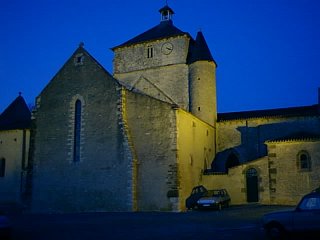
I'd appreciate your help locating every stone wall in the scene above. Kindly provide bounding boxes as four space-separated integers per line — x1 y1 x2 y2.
114 36 190 110
189 61 217 126
31 47 131 213
202 139 320 206
113 36 190 73
266 140 320 205
0 129 30 205
216 116 320 167
115 64 189 110
202 157 270 205
176 109 215 210
124 90 178 211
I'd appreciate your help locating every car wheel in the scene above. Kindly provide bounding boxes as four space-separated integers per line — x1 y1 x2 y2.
265 224 286 240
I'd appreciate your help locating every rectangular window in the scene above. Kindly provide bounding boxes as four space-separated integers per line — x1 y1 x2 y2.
147 46 153 58
0 158 5 177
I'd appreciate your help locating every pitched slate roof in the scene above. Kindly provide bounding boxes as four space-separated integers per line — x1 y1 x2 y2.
218 104 319 121
0 95 31 130
112 20 189 49
188 31 216 65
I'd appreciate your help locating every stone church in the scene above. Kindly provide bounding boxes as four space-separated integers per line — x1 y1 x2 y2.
0 5 319 213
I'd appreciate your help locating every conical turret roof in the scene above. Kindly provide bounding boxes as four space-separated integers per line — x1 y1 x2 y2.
188 31 216 65
0 95 31 130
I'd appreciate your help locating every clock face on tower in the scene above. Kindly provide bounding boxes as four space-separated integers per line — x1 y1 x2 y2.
161 42 173 55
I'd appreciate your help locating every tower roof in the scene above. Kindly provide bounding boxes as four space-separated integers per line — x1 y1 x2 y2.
188 31 216 64
0 95 31 130
112 5 189 50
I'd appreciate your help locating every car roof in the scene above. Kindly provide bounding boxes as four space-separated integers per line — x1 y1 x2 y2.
303 192 320 198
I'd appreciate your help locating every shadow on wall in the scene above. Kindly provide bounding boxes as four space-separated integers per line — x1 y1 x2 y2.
210 119 320 173
210 147 248 173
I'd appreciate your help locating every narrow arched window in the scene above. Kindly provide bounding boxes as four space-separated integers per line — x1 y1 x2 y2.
73 100 82 162
297 151 311 171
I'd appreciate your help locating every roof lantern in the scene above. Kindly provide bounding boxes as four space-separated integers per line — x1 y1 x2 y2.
159 4 174 22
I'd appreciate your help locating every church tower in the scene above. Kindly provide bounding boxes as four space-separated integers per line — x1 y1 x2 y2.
112 4 217 125
112 5 192 110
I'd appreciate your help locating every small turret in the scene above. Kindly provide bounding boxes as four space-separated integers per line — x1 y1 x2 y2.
188 31 217 126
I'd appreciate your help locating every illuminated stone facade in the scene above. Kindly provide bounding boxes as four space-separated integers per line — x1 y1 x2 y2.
1 5 319 212
207 112 320 205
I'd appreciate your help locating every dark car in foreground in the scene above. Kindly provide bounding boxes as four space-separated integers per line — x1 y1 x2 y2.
197 189 231 210
262 191 320 239
185 185 208 209
186 186 231 210
0 213 11 240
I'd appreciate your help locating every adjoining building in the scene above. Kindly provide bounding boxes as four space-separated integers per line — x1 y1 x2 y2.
0 5 319 212
0 94 31 211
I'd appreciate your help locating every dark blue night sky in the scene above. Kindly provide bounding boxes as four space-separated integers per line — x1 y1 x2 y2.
1 0 319 113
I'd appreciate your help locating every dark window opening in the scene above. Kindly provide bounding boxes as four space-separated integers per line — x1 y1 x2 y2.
300 154 309 169
162 11 169 20
73 100 82 162
298 151 311 171
74 54 84 65
76 56 84 63
147 46 153 58
0 158 5 177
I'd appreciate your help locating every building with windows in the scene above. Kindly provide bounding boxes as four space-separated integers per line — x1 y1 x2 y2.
0 5 319 212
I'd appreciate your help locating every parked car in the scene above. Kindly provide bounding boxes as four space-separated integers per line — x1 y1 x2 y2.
262 191 320 239
312 186 320 193
0 212 11 240
197 189 231 210
185 185 208 209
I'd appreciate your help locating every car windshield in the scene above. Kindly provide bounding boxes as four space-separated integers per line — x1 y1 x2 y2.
207 190 223 196
299 196 320 210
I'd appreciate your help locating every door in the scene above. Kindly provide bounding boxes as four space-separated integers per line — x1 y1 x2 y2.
246 168 259 202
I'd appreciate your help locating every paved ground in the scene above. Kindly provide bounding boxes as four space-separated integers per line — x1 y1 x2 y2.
7 204 294 240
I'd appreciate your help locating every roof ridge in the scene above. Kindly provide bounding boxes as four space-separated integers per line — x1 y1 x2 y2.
112 21 189 50
218 104 319 121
